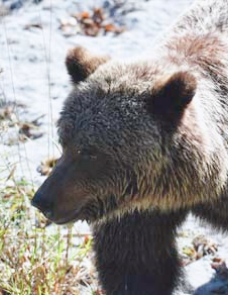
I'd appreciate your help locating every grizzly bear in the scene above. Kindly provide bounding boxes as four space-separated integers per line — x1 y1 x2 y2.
32 0 228 294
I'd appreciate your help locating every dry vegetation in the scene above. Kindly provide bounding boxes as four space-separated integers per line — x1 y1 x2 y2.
0 177 102 295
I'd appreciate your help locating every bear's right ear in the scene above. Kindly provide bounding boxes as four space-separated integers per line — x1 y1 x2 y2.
65 46 110 83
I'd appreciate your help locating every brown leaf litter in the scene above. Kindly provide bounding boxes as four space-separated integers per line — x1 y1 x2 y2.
181 234 218 266
60 7 125 37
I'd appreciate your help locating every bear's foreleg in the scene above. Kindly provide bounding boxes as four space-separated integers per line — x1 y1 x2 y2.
92 210 187 295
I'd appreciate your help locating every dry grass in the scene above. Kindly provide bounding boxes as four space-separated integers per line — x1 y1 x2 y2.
0 178 102 295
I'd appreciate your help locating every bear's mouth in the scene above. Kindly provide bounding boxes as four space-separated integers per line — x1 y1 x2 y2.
39 193 120 224
43 208 84 225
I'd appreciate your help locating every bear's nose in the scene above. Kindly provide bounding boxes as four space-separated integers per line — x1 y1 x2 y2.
31 192 54 219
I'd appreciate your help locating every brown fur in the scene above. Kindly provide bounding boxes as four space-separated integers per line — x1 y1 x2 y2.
32 0 228 294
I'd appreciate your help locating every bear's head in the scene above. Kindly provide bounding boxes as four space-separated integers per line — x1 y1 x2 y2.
32 46 224 224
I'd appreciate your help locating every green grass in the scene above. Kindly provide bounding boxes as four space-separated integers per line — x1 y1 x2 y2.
0 178 101 295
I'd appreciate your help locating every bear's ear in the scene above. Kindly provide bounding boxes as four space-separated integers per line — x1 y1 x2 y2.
66 46 110 83
146 71 197 120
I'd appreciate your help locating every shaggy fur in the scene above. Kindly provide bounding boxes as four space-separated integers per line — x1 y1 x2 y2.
32 0 228 294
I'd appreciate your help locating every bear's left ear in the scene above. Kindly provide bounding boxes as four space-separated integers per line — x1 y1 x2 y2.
66 46 110 83
146 71 197 120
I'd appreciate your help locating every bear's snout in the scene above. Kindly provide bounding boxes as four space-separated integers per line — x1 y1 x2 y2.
31 156 91 224
32 190 54 220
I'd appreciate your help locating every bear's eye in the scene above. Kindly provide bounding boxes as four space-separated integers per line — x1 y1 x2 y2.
77 149 98 161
